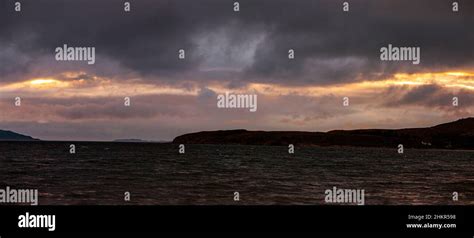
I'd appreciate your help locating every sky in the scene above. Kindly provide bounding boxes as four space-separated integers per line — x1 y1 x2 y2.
0 0 473 141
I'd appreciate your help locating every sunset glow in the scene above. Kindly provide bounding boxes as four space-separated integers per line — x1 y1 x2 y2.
29 79 59 85
0 71 472 101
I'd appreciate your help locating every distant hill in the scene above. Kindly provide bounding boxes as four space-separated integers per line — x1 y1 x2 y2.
0 130 39 141
173 118 474 149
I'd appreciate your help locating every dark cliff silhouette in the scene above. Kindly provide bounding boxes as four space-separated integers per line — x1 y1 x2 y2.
173 118 474 149
0 130 39 141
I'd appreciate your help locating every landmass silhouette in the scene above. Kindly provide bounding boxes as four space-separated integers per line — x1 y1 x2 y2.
173 118 474 149
2 118 474 149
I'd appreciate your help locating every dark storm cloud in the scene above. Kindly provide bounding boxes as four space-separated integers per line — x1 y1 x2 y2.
0 0 473 85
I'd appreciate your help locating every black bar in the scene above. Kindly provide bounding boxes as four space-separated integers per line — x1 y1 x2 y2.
0 205 473 233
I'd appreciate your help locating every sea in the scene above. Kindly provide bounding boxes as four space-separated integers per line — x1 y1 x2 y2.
0 141 473 205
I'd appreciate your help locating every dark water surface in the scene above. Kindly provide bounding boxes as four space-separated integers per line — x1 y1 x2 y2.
1 142 473 205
